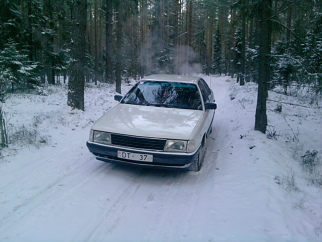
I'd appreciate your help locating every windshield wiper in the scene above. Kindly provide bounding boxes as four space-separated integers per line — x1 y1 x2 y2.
150 103 170 108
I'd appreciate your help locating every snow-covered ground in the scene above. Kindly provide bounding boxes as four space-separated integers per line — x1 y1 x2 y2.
0 75 321 241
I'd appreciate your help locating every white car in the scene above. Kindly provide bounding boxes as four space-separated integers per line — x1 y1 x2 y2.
86 74 217 171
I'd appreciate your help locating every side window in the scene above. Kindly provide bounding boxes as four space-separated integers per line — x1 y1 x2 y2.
200 79 212 97
198 79 212 103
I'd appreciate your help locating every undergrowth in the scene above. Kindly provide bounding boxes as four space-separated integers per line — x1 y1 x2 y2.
300 150 322 187
9 125 50 148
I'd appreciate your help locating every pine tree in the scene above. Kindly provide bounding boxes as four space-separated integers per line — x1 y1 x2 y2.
255 0 272 133
115 0 124 94
105 0 114 83
213 26 223 75
0 40 39 94
0 40 38 148
67 0 87 111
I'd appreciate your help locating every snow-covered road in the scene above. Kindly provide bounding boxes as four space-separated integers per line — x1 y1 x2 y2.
1 76 321 241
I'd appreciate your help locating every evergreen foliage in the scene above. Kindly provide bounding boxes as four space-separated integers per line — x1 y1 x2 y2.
0 0 320 115
213 26 223 75
0 0 320 89
0 40 39 99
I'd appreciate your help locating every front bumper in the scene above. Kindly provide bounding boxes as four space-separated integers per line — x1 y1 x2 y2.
86 141 199 170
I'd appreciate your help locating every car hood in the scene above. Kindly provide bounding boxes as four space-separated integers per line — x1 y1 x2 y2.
91 104 203 140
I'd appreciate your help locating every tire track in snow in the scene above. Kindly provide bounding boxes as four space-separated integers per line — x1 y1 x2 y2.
83 169 188 241
0 145 88 200
0 156 115 235
160 173 205 241
140 172 191 240
83 168 147 241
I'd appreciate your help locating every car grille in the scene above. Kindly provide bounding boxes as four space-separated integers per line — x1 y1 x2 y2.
111 133 166 151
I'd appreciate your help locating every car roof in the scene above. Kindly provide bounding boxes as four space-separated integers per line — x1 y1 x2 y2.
141 74 201 84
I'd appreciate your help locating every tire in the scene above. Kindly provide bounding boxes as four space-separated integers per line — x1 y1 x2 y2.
189 149 204 172
208 126 213 135
188 134 208 172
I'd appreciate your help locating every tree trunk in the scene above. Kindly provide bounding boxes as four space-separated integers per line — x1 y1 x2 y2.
68 0 87 111
254 0 272 133
228 8 237 77
94 0 99 84
43 0 55 85
172 0 180 47
0 106 8 148
105 0 113 83
115 0 123 94
240 8 246 86
186 0 192 47
206 8 214 75
26 0 34 62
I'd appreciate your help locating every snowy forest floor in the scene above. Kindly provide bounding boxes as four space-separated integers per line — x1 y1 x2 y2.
0 75 321 241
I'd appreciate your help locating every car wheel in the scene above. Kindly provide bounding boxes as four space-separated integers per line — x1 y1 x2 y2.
189 148 204 172
208 126 213 135
189 134 208 172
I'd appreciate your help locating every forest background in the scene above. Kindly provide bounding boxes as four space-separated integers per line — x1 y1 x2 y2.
0 0 321 140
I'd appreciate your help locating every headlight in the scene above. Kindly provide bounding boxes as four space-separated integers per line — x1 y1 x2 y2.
164 140 196 152
92 130 111 145
164 140 188 152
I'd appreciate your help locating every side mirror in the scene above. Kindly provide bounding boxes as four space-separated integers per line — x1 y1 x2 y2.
205 102 217 110
114 95 123 102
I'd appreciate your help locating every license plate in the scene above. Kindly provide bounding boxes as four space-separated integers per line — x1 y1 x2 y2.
117 151 153 162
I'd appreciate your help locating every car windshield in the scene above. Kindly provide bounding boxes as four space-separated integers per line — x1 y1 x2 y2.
121 81 202 110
